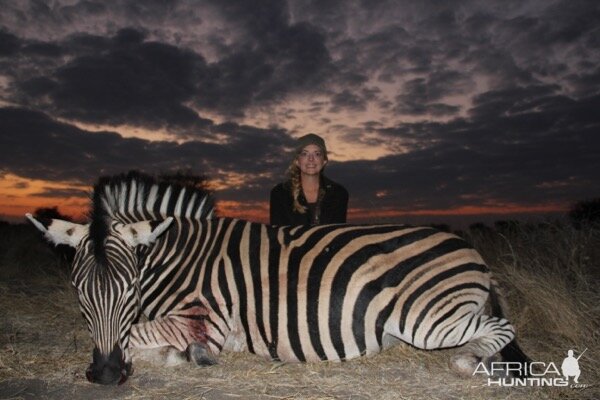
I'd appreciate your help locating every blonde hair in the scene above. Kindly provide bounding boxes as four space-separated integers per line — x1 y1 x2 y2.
286 160 326 215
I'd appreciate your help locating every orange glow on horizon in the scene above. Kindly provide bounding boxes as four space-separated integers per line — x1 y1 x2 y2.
217 202 568 224
215 200 270 223
0 174 568 224
348 203 568 221
0 174 90 222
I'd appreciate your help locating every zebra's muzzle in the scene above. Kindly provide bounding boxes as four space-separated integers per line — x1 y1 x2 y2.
86 345 132 385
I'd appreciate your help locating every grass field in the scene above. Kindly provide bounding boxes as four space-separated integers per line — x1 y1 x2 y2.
0 219 598 399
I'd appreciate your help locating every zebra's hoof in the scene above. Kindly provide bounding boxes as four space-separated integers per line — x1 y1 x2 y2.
186 343 218 367
450 352 482 377
131 346 187 367
163 347 188 366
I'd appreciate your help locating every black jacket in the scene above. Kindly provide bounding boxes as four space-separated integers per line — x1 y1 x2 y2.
270 177 348 226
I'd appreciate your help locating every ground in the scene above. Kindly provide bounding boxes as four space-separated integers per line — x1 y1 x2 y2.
0 280 592 400
1 222 598 399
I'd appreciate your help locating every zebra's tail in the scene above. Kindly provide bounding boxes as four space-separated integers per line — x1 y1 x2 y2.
489 279 532 377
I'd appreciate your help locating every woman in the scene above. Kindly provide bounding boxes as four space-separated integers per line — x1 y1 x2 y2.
270 133 348 226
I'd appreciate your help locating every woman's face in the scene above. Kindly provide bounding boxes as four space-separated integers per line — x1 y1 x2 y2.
296 144 327 176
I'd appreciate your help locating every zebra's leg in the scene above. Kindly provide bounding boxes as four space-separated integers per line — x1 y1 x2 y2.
132 340 217 367
129 305 226 367
449 315 515 376
186 342 218 366
130 317 221 367
130 345 189 367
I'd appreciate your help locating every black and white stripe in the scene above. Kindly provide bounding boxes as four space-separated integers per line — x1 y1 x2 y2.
48 172 528 380
128 218 512 364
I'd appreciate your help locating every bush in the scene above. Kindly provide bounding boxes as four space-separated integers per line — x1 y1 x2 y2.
0 222 71 282
569 198 600 228
465 221 600 366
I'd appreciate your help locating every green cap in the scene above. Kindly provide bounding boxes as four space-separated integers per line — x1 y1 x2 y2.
295 133 327 156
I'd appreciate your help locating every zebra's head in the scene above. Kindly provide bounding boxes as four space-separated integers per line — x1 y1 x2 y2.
26 213 173 385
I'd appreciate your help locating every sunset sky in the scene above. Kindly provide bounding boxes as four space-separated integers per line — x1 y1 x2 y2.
1 0 599 226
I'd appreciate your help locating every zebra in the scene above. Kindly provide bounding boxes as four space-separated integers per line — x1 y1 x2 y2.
27 171 529 385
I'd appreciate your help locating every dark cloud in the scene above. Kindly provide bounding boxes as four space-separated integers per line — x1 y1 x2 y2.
210 0 290 39
394 70 473 116
11 181 29 190
0 29 21 56
3 13 339 126
468 84 561 120
568 68 600 98
395 80 460 116
192 20 337 115
12 29 212 135
31 187 89 198
335 91 600 211
329 90 368 112
192 49 275 117
0 107 292 199
1 0 599 223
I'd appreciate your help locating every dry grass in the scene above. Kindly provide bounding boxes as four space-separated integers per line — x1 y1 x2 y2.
0 221 598 399
467 223 600 354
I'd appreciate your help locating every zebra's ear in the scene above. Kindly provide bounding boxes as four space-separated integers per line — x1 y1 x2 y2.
116 217 174 247
25 213 88 248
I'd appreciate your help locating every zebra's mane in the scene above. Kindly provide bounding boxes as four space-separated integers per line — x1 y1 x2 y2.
89 171 215 264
